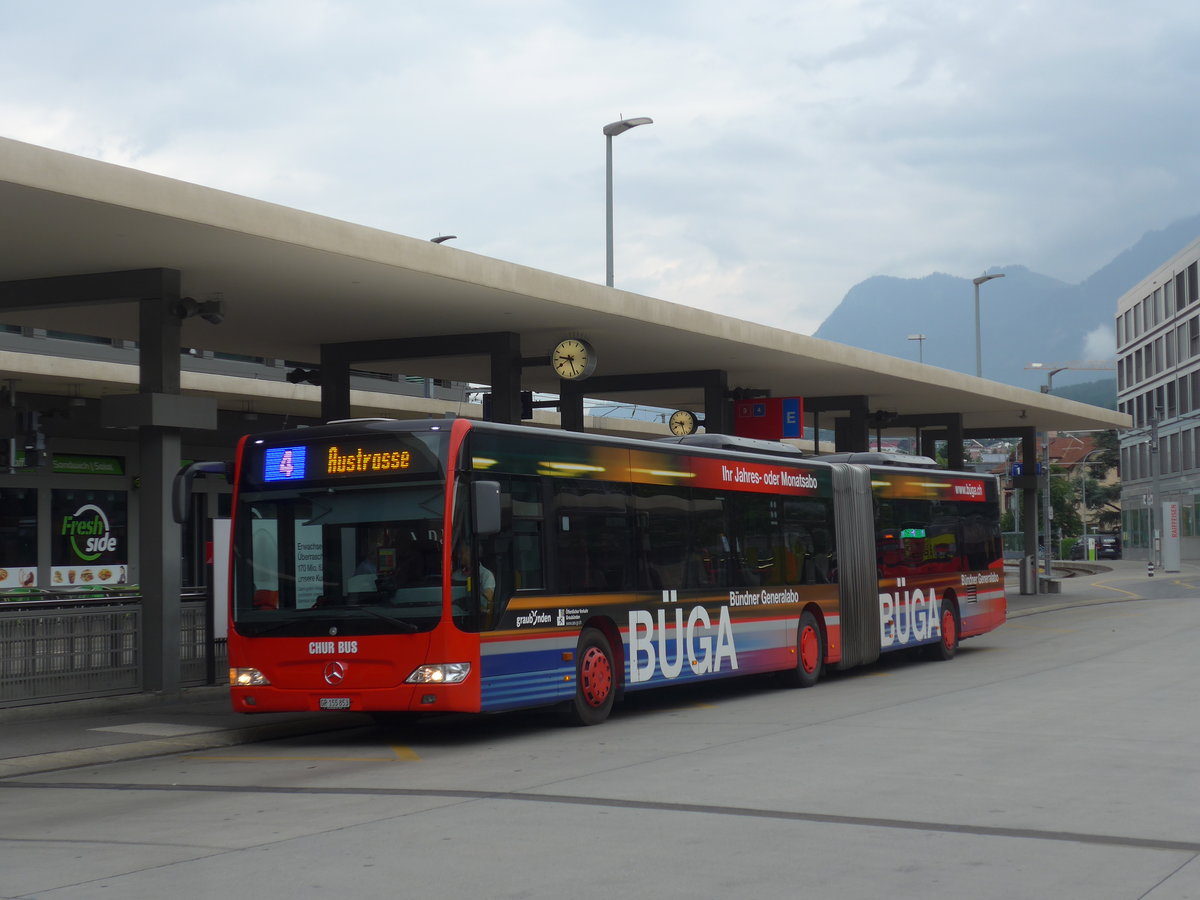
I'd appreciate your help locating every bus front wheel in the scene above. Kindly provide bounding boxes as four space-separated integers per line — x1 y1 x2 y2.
929 599 959 661
780 610 824 688
565 628 616 726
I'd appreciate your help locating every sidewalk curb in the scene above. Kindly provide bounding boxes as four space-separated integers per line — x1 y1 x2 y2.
0 713 371 779
0 685 231 724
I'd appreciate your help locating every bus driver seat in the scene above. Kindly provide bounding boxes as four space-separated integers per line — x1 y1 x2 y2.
253 589 279 610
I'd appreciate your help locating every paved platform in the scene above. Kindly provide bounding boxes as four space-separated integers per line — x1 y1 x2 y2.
0 558 1187 779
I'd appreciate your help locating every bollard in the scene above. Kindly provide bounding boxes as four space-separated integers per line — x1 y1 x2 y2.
1147 560 1154 577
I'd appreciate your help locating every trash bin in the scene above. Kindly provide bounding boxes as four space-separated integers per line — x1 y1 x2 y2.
1019 554 1037 595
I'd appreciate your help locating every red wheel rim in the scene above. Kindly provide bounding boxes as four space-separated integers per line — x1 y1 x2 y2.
942 608 957 648
799 624 820 673
580 645 612 707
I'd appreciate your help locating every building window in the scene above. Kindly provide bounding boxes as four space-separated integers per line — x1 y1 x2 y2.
0 488 38 594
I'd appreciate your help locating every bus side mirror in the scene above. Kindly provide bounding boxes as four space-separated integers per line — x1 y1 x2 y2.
473 480 501 536
173 460 232 524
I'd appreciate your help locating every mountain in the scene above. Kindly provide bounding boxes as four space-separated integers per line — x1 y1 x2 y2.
813 213 1200 392
1050 378 1117 410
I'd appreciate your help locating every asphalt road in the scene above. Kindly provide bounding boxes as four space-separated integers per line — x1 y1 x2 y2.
2 566 1199 899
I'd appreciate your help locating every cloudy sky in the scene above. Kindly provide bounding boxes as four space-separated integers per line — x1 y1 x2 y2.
4 1 1200 335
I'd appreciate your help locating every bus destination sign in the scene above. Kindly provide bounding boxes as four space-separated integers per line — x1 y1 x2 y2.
261 439 428 484
325 445 411 475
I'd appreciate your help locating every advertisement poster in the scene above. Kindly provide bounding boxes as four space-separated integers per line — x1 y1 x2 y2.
50 489 128 589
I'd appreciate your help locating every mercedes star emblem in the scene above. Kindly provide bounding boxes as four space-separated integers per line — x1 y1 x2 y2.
323 661 347 686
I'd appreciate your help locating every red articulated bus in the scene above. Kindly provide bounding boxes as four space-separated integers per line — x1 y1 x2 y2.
196 417 1004 725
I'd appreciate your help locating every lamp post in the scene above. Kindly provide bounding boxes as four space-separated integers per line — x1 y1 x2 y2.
604 116 653 288
1149 408 1162 571
1080 446 1104 542
907 333 926 363
973 273 1005 378
1030 363 1066 581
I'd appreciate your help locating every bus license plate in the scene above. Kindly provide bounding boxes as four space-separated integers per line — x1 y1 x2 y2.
319 697 351 710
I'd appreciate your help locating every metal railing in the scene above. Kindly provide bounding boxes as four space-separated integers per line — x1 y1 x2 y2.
0 595 226 707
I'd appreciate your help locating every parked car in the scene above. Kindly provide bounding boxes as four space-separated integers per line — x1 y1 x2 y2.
1070 535 1121 560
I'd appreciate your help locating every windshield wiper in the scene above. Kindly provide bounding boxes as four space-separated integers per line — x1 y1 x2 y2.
346 604 420 633
237 605 421 635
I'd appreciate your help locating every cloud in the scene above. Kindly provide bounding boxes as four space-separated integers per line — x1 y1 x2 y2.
1082 325 1117 362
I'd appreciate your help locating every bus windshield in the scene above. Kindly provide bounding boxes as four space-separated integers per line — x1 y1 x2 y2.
232 480 449 636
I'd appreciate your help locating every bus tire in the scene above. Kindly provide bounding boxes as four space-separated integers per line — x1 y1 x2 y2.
565 628 617 726
930 598 959 661
780 610 824 688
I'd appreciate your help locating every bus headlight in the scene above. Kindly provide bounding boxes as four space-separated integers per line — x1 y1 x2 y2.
405 663 471 684
230 667 271 687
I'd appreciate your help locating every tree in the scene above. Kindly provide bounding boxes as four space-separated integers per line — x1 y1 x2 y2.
1077 430 1121 533
1043 466 1082 542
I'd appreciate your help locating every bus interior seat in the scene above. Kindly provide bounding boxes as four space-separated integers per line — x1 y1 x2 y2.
253 589 279 610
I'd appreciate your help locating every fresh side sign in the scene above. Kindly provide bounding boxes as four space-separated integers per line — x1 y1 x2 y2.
51 490 128 588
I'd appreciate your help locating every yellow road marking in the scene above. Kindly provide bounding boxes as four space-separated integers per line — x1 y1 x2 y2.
1090 581 1145 599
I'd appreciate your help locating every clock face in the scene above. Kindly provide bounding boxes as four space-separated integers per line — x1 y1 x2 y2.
668 409 698 436
552 338 597 380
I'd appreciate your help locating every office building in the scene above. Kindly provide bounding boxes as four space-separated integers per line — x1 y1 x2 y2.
1116 236 1200 559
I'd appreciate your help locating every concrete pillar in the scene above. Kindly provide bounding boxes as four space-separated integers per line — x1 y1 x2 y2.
138 282 183 693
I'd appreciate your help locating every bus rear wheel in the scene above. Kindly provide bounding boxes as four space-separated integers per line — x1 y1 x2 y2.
565 628 617 726
779 610 823 688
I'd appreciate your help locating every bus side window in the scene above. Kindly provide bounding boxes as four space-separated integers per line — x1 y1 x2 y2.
782 497 836 584
508 477 545 592
554 481 633 593
510 519 543 590
635 484 689 592
689 490 731 588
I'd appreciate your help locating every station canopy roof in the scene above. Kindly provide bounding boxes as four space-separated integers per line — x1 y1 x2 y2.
0 137 1128 435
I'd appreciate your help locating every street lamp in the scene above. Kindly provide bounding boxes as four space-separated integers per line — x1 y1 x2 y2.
973 273 1005 378
1030 363 1067 579
907 333 926 363
1075 446 1109 553
604 116 653 288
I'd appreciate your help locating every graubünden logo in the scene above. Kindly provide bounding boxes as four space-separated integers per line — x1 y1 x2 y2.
61 504 118 561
